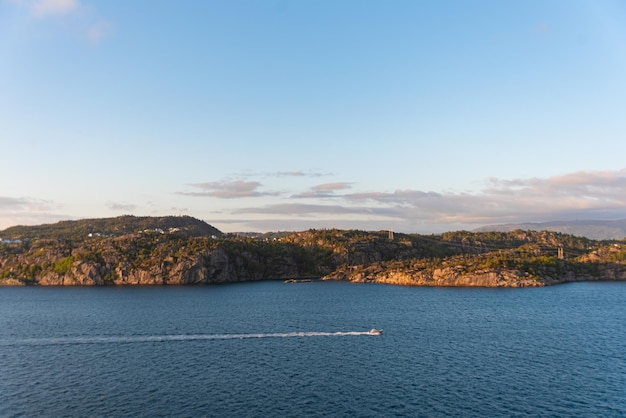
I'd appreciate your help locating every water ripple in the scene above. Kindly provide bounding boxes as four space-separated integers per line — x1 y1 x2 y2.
1 282 625 417
0 330 380 347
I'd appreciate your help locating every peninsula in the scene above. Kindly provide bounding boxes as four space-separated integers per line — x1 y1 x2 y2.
1 216 625 287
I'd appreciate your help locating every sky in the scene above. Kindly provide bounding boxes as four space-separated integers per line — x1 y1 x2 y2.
1 0 626 234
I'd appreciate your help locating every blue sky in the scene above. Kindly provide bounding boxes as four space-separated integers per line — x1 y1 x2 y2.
2 0 626 233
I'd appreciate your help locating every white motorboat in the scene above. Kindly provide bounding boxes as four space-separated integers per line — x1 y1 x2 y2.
368 328 383 335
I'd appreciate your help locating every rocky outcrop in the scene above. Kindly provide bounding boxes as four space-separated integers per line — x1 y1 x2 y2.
322 264 544 287
0 236 318 286
1 227 625 287
322 261 626 287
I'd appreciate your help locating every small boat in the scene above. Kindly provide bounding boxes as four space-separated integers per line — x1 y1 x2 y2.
368 328 383 335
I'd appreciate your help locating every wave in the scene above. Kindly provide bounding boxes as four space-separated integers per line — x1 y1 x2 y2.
1 331 377 347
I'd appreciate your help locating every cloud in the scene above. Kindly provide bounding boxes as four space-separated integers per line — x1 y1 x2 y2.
0 196 30 208
0 196 70 230
6 0 111 42
178 180 279 199
341 169 626 224
7 0 79 17
6 169 626 234
32 0 78 17
292 182 353 198
312 182 353 192
483 169 626 204
274 171 328 177
236 170 332 178
225 169 626 232
0 196 54 211
210 218 406 234
234 203 387 216
106 201 137 212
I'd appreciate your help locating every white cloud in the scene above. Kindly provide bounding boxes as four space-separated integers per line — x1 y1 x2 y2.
4 169 626 233
234 203 379 216
226 169 626 232
106 201 138 212
235 170 332 178
178 180 280 199
292 182 354 198
0 196 71 230
14 0 81 17
312 182 353 192
0 196 54 211
5 0 112 42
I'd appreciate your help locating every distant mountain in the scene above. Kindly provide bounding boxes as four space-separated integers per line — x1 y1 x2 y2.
475 219 626 240
0 215 222 240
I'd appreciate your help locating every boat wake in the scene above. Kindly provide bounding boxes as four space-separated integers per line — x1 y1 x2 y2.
2 331 380 347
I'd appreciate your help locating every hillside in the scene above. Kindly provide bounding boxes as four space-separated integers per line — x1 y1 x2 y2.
1 221 626 287
0 215 222 241
475 219 626 240
322 229 626 287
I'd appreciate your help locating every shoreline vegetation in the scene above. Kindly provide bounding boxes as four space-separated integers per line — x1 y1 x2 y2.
1 215 626 287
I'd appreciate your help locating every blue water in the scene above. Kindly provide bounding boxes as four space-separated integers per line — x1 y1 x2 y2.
1 281 625 417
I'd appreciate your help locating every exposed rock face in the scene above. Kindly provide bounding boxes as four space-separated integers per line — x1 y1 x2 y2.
1 228 626 288
321 260 626 287
322 265 545 287
0 238 313 286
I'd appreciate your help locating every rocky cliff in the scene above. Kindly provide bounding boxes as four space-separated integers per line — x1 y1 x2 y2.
0 233 323 286
2 224 626 287
322 244 626 287
322 261 626 287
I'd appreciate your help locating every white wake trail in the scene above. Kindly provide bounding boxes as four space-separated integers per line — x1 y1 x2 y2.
3 331 378 346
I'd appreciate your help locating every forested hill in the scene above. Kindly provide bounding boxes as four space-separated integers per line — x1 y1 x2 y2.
0 215 222 240
2 222 626 287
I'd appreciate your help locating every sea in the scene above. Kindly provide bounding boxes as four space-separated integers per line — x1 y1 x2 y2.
1 281 625 417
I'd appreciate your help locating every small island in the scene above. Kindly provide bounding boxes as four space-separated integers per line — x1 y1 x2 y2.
1 215 625 287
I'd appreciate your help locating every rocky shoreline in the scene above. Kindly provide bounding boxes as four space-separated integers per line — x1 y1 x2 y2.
321 263 626 287
2 217 626 288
